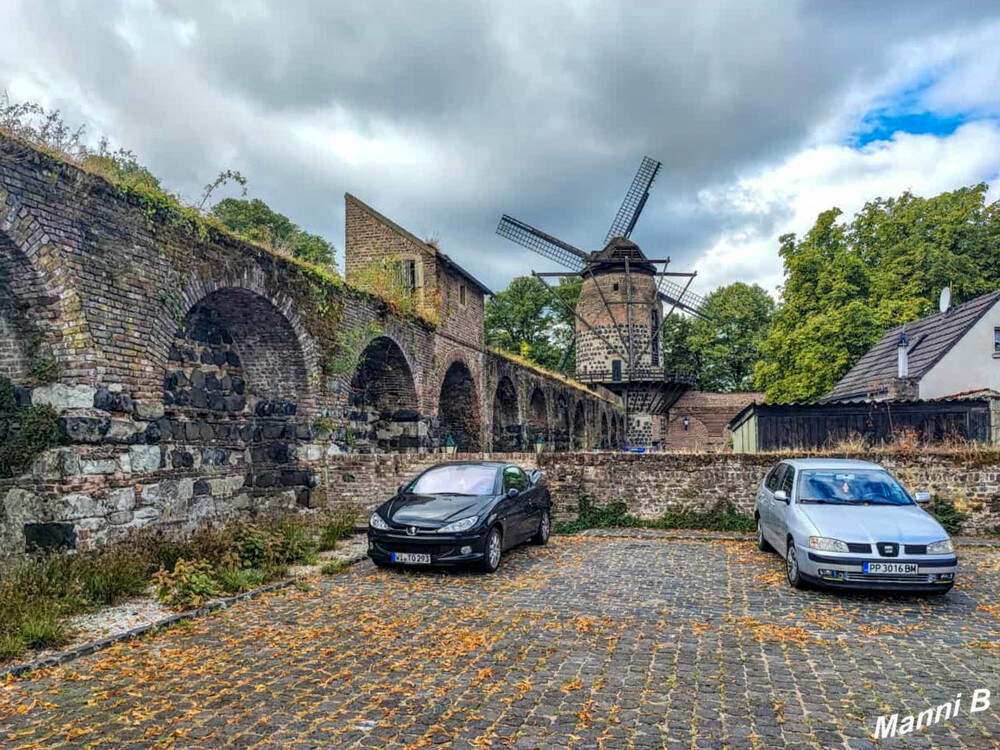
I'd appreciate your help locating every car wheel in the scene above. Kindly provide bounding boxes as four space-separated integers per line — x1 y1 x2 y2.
756 516 771 552
532 510 551 545
785 539 806 589
479 526 503 573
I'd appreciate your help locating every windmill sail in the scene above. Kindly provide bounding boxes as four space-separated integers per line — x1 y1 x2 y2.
496 215 588 271
658 279 707 319
605 156 662 244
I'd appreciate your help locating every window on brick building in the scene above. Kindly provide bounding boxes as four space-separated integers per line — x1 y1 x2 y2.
459 284 467 306
399 259 418 292
651 309 660 364
612 360 622 381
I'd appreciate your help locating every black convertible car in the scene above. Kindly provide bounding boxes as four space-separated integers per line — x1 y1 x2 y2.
367 461 552 572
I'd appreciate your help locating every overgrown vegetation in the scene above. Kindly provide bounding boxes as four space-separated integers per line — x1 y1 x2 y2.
0 398 61 479
352 256 442 325
0 512 362 663
927 496 968 535
556 497 755 534
0 92 338 272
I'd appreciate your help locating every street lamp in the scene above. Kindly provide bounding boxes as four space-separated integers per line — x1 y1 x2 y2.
682 416 691 431
443 433 457 455
534 435 544 454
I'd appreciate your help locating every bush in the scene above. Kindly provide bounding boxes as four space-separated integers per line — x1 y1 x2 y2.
78 545 151 606
265 517 318 565
217 565 270 594
319 506 359 551
0 633 26 661
928 496 968 535
152 558 219 611
555 499 642 534
18 608 71 649
0 404 61 478
320 560 350 576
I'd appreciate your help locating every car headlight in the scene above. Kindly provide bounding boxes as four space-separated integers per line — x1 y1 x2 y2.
809 536 849 553
369 512 389 531
927 539 953 554
437 516 478 534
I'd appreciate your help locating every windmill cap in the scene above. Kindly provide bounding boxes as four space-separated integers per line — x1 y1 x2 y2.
588 236 655 273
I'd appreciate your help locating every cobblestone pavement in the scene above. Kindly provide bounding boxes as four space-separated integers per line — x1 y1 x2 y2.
3 535 1000 749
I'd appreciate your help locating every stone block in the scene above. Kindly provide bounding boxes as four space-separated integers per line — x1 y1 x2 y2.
81 458 118 475
107 510 134 525
60 492 103 519
31 447 81 480
106 418 144 443
142 478 194 506
32 383 96 410
129 445 161 473
60 416 110 443
106 487 135 512
133 401 165 421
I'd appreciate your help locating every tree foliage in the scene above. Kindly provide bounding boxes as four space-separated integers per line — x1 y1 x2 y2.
661 282 774 391
485 276 580 373
756 185 1000 402
211 198 337 268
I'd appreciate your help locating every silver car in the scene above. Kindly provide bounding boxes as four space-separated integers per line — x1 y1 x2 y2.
754 458 956 593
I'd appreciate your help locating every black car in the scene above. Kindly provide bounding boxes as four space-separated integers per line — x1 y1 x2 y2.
367 461 552 572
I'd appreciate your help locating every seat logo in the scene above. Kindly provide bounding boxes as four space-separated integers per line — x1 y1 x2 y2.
407 526 417 536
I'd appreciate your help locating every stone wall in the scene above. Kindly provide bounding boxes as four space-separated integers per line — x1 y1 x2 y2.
0 135 621 558
321 451 1000 535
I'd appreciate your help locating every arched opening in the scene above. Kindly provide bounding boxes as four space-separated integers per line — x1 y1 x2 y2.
352 336 421 452
600 412 609 449
164 288 309 416
161 288 313 498
528 387 548 450
438 359 481 452
572 400 586 451
554 394 570 452
492 376 520 452
0 234 54 384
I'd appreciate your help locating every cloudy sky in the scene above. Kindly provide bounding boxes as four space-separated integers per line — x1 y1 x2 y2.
2 0 999 298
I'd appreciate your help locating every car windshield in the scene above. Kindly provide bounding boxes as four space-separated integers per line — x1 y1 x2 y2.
797 469 914 506
408 465 497 496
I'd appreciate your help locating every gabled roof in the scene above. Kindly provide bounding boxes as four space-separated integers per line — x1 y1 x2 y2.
345 193 492 296
823 289 1000 402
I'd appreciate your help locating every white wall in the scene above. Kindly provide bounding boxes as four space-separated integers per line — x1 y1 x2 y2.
920 301 1000 399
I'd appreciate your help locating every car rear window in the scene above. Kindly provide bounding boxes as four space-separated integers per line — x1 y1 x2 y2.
797 469 913 505
408 465 498 495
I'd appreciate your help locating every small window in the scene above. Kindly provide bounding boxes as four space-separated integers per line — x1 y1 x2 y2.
503 467 529 492
459 284 467 306
765 464 785 492
611 360 622 381
780 466 795 496
612 283 619 292
651 309 660 364
398 259 418 292
994 327 1000 354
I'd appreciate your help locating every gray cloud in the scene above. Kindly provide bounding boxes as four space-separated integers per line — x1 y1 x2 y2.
2 0 999 295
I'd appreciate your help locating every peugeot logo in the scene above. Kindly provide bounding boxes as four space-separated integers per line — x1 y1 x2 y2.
407 526 417 536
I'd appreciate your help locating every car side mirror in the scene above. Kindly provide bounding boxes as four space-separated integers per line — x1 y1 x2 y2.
398 484 408 495
915 491 932 504
773 490 789 503
507 488 519 499
530 469 544 485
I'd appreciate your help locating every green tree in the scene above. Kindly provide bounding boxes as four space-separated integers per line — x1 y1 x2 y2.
660 313 699 374
485 276 578 371
755 185 1000 402
688 283 775 391
211 198 336 268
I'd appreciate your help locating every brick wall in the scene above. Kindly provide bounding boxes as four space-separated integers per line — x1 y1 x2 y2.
321 451 1000 535
663 391 762 451
0 135 620 559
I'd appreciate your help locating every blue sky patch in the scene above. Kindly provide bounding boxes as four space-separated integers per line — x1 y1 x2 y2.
855 111 967 146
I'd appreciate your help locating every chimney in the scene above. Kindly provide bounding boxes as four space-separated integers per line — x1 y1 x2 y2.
897 332 909 378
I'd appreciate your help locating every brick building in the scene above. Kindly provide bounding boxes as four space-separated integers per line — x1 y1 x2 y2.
663 390 763 451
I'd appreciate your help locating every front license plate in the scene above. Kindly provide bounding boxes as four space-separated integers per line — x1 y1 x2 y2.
864 562 918 575
391 552 431 564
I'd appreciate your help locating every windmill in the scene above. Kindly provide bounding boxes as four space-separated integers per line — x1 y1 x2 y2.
496 156 702 448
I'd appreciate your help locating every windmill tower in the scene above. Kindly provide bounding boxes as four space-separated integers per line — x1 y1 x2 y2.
496 157 705 449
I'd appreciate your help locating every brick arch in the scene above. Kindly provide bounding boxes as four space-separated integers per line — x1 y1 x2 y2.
492 375 521 452
0 193 85 382
572 399 587 451
600 411 610 448
527 386 549 449
149 268 321 411
438 356 482 452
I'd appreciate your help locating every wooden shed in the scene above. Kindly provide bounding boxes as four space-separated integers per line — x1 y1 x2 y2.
729 393 1000 453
